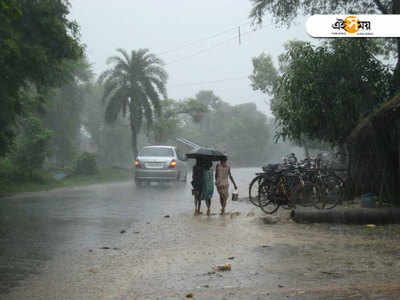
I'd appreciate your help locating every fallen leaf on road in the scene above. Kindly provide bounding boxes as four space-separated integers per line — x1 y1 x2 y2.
215 264 231 271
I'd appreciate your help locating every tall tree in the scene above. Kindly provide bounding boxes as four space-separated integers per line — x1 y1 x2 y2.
150 98 209 144
194 90 221 111
179 92 272 165
0 0 83 155
43 59 93 167
250 39 391 147
99 49 168 158
249 0 400 93
81 83 134 167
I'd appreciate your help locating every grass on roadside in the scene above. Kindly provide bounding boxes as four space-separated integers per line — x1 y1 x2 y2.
0 167 132 196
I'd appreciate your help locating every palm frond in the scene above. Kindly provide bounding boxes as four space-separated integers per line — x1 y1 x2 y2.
101 48 168 138
144 52 165 67
249 0 269 24
105 93 124 123
116 48 131 65
143 79 161 117
101 79 120 103
135 48 150 60
149 76 167 99
98 69 113 84
145 65 168 83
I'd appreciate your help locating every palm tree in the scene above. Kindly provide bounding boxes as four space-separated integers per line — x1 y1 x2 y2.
99 48 168 158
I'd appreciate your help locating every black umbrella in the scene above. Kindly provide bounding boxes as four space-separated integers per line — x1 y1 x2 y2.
185 147 227 161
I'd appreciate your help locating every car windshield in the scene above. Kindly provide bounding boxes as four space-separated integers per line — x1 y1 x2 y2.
139 147 174 157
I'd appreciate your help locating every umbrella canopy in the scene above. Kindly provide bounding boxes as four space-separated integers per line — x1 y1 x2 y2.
185 147 227 161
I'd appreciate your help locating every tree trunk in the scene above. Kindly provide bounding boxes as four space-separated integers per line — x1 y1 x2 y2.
304 143 310 158
130 114 138 159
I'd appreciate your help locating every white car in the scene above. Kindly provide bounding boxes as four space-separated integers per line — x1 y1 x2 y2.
134 145 187 185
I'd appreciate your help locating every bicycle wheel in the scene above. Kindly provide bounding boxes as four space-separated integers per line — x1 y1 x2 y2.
314 174 343 209
280 175 300 209
258 180 280 214
291 181 318 208
249 175 264 207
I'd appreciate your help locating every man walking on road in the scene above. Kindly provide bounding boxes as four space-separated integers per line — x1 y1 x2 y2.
215 157 237 215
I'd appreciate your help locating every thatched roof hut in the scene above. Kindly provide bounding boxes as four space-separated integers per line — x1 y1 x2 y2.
347 93 400 202
348 93 400 143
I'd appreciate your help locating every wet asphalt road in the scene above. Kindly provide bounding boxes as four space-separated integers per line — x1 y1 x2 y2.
0 168 257 298
0 181 189 294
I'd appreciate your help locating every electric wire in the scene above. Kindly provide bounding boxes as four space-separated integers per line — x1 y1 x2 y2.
155 19 252 56
164 25 267 65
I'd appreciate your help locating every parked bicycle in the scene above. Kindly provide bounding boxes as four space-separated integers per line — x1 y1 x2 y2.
249 161 346 214
249 164 318 214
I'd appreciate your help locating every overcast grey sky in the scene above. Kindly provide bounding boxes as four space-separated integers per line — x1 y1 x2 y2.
69 0 311 115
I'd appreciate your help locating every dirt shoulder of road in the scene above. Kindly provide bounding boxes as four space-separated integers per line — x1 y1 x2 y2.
0 167 132 198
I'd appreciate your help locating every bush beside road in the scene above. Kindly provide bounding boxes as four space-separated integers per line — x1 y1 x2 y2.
0 167 131 197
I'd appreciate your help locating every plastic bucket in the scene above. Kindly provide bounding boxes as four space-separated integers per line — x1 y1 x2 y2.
361 193 376 208
232 188 239 201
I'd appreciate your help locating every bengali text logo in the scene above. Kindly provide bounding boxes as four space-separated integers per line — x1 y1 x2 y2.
331 16 371 34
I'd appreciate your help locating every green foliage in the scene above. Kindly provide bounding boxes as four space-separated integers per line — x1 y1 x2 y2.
0 167 130 195
250 0 392 25
179 92 272 165
43 59 93 167
249 0 400 93
193 90 221 111
99 48 168 158
74 152 98 175
178 98 209 122
81 83 134 167
251 39 391 147
150 99 181 144
249 53 279 95
0 157 16 184
12 116 53 178
0 0 83 155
